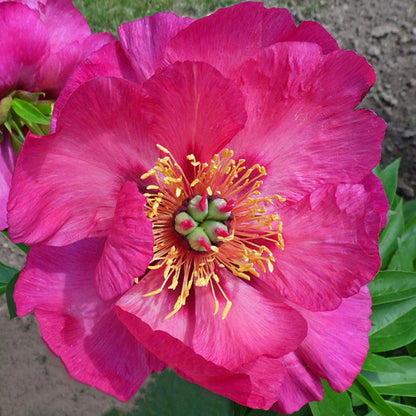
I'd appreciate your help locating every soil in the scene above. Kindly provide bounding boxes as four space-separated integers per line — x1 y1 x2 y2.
1 1 415 415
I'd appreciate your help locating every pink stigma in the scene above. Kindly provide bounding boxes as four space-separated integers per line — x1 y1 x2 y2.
198 237 212 252
220 200 235 213
198 191 208 211
180 219 194 230
215 227 229 237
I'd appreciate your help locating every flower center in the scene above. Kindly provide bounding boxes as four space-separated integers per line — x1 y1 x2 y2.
140 145 285 319
174 195 232 252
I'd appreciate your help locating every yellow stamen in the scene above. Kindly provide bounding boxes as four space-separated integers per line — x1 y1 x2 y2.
140 146 284 319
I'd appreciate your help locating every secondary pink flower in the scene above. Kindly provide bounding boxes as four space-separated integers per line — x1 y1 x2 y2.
0 0 114 229
9 3 388 412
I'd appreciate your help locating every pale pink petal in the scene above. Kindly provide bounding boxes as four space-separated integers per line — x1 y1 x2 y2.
14 239 165 400
230 42 384 201
192 268 306 370
51 41 138 132
119 12 193 82
0 133 17 230
8 77 155 246
0 2 48 95
272 353 323 414
296 287 372 391
264 183 383 310
96 182 154 300
115 272 290 408
142 61 246 167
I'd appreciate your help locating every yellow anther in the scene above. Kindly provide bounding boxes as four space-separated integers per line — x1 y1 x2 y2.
156 143 170 154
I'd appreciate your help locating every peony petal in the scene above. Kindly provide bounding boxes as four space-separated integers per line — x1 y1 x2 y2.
36 32 115 97
14 238 164 400
0 2 48 96
142 61 247 168
165 3 338 79
264 183 383 310
119 12 193 82
192 268 307 370
8 77 156 246
296 287 372 391
288 20 339 54
51 41 137 132
96 182 154 300
165 3 297 77
115 272 289 409
0 133 17 230
272 353 323 414
230 42 384 201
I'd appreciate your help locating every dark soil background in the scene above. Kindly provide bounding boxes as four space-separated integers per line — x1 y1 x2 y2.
1 1 415 415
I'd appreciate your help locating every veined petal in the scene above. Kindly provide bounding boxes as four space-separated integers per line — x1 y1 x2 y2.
296 287 372 391
272 353 324 414
119 12 193 82
192 268 307 370
264 183 384 311
0 133 17 230
8 77 156 246
230 42 384 201
96 182 154 300
14 238 164 400
165 3 297 76
0 2 48 96
35 32 115 97
115 272 292 409
142 61 247 167
165 2 337 78
52 41 138 132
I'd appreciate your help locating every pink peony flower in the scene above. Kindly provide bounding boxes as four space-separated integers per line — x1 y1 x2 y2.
9 3 389 412
0 0 114 229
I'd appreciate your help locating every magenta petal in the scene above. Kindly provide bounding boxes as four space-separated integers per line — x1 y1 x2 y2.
52 41 137 132
297 287 372 391
0 133 17 230
142 61 247 166
272 353 323 414
192 268 307 370
165 2 297 77
36 32 115 97
266 183 383 311
0 2 48 95
8 77 155 246
115 273 289 408
230 42 384 201
119 12 193 82
14 239 164 400
96 182 154 300
289 20 339 54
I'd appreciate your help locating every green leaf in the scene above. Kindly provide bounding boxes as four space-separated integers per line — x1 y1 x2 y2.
363 353 406 373
369 271 416 305
387 402 416 416
362 356 416 397
369 295 416 352
348 374 399 416
389 235 416 271
309 381 354 416
246 406 311 416
104 369 234 416
6 272 19 319
0 261 19 295
379 200 405 269
11 97 51 125
374 159 401 208
404 199 416 224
